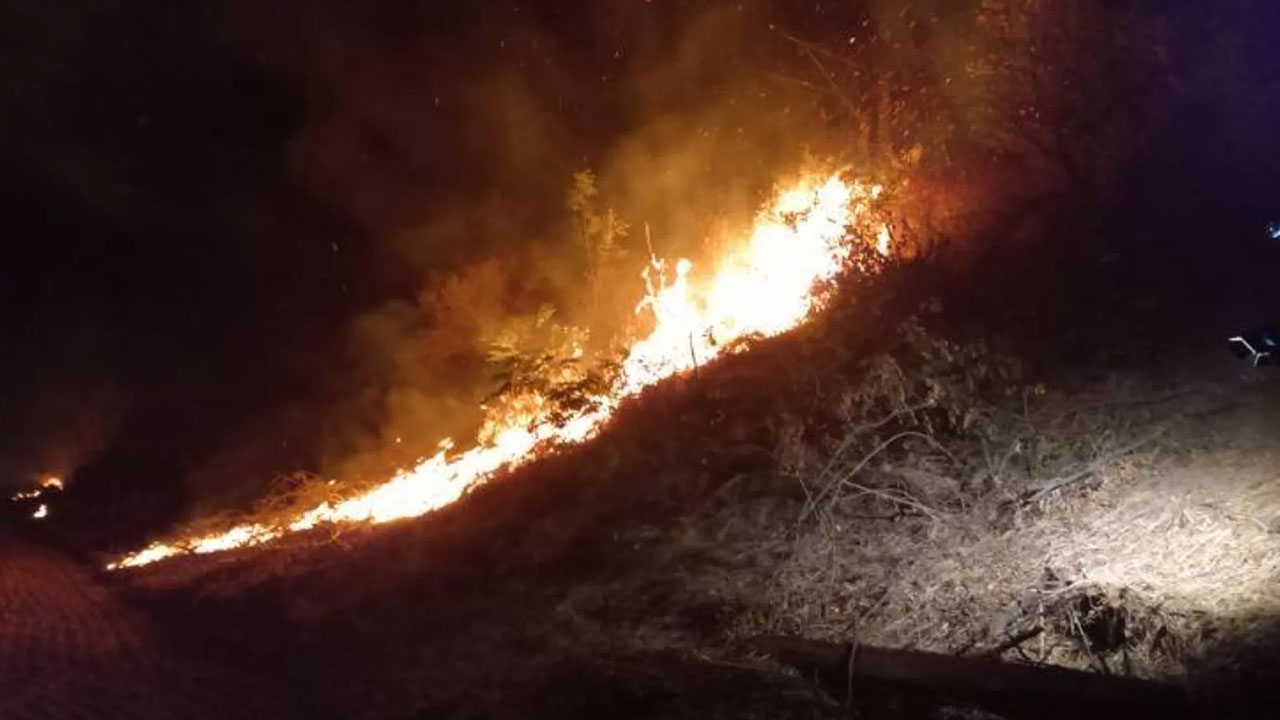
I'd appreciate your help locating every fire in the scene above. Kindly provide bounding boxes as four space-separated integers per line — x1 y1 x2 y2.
10 475 65 503
32 504 48 520
109 172 889 570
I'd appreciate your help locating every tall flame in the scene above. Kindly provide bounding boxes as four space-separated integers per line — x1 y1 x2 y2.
109 172 888 569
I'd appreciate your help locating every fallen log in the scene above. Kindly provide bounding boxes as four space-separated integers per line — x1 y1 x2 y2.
747 635 1192 719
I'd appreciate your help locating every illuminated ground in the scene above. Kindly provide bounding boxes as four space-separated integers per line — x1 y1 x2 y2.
763 362 1280 683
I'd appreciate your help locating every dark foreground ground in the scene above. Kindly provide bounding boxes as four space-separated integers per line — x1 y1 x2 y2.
0 523 297 719
0 522 840 720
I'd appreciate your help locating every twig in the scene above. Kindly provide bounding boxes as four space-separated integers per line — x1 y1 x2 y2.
804 403 933 493
802 430 917 521
793 40 861 120
1022 424 1168 504
778 32 863 70
983 434 1025 487
688 331 700 384
828 481 944 523
764 71 832 97
1069 608 1107 675
802 430 951 523
981 626 1044 659
848 401 934 437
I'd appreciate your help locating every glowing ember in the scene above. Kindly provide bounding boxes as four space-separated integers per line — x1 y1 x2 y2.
109 172 890 570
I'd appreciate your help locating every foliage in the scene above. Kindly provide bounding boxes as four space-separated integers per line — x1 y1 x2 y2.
467 170 640 433
963 0 1167 198
835 313 1026 449
568 170 631 314
779 0 1167 203
481 304 620 431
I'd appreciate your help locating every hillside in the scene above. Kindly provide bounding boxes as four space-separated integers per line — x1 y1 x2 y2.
8 252 1280 718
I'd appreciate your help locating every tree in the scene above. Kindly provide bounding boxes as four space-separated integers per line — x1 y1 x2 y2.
775 0 981 168
567 170 630 315
963 0 1167 202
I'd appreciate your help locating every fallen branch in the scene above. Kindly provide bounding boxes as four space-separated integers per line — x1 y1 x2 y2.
747 635 1191 719
981 626 1044 659
828 481 944 523
1022 424 1168 504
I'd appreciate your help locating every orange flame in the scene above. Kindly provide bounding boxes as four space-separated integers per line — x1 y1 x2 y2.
10 476 64 503
109 172 889 570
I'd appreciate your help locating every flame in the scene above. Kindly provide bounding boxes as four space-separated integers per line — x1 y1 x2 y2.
32 504 48 519
10 476 64 503
109 172 889 570
876 225 892 257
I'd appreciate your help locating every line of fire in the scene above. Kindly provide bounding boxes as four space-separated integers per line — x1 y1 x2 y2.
3 2 1280 718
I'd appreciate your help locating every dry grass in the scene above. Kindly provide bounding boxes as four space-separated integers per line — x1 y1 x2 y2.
683 359 1280 708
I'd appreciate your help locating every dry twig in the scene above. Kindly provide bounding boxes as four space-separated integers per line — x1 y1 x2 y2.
1022 424 1168 504
800 430 954 524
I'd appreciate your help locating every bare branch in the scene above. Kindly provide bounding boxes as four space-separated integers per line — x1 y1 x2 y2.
801 429 953 523
1022 424 1168 503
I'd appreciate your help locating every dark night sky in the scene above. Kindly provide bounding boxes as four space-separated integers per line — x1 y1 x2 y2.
0 4 320 512
2 0 1280 538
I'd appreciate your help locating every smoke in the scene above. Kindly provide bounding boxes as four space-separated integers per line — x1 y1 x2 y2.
230 0 1280 513
3 0 1276 535
246 0 846 496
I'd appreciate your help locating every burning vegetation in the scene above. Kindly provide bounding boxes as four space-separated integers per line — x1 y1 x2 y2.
9 476 63 520
8 0 1280 718
111 172 894 568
